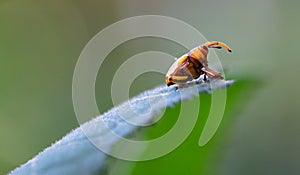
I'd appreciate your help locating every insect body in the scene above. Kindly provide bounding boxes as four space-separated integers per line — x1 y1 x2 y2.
166 41 232 86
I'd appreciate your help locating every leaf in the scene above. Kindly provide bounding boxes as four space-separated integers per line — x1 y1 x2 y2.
9 80 234 175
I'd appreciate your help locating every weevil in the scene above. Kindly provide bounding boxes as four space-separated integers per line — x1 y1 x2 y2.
166 41 232 87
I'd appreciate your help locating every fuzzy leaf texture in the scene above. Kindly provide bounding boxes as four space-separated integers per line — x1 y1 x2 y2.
9 80 234 175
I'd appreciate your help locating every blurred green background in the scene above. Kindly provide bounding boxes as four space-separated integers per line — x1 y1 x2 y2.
1 0 300 174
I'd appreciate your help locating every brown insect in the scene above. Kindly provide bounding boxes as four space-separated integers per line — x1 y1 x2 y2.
166 41 232 87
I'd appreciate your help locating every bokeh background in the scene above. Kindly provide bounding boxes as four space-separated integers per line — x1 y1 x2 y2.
1 0 300 174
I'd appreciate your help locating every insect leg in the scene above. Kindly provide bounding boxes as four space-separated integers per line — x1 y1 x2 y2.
203 74 207 82
170 75 189 81
201 67 223 79
201 68 214 77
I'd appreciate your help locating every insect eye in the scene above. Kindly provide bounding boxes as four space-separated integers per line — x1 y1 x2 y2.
200 45 208 51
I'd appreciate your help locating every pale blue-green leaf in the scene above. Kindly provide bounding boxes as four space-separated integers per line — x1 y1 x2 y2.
9 80 234 175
